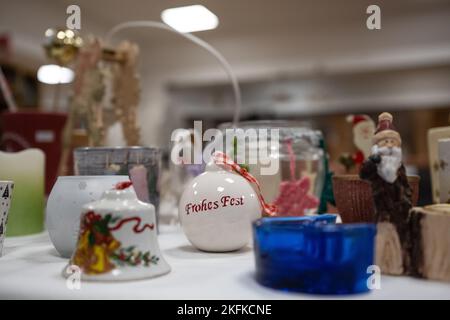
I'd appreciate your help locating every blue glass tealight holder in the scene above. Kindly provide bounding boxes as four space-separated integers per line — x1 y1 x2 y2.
253 215 376 295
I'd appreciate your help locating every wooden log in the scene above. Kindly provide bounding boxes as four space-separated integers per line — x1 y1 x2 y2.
375 222 404 275
409 205 450 281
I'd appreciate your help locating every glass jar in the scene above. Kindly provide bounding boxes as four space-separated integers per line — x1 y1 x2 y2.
165 129 205 225
218 120 325 216
73 147 162 224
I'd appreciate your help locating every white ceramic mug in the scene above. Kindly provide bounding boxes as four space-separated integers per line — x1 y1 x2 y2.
46 175 128 258
0 181 14 257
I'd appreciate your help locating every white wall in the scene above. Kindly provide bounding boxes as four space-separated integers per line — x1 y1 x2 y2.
136 4 450 146
2 1 450 147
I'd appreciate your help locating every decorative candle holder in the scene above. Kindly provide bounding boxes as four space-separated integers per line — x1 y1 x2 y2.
46 175 129 258
74 147 162 224
427 126 450 203
438 138 450 203
218 120 325 216
0 149 45 236
0 181 14 257
253 216 376 295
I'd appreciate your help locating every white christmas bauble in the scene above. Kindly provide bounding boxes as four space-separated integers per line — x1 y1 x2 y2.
179 165 261 252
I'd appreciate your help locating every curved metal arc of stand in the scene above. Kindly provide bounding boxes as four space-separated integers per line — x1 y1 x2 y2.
105 20 242 127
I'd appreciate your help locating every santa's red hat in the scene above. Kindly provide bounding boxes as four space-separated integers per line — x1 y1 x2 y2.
346 114 371 126
373 112 401 145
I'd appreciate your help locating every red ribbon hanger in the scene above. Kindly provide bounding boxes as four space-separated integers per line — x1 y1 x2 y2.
212 151 277 216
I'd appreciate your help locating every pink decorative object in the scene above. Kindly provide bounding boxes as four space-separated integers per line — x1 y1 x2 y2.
272 139 319 216
273 177 319 216
129 165 150 202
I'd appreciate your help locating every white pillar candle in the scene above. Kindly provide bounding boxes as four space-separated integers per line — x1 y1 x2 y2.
427 126 450 203
0 149 45 236
438 138 450 204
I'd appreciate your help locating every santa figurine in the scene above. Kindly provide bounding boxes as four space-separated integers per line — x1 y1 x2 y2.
347 114 375 164
339 114 375 172
359 112 413 275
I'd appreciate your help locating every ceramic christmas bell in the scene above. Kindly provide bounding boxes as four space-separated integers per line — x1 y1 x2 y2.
179 152 274 252
63 181 170 281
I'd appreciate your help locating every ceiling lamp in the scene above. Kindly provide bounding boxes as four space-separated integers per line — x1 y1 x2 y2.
37 64 74 84
161 5 219 33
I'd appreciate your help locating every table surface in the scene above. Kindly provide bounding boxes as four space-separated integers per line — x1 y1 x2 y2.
0 226 449 300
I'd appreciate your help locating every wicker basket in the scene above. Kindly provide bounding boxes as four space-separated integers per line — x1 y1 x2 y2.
332 174 420 223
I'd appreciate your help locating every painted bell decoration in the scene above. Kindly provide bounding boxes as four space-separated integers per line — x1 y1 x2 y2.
179 152 274 252
63 181 170 281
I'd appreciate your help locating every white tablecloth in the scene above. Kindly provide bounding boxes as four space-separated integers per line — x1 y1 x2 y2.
0 226 449 300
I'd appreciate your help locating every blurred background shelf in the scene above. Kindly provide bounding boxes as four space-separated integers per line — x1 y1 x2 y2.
1 0 450 206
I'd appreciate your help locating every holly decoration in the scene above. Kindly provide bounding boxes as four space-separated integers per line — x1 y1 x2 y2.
339 152 356 173
72 211 159 275
111 246 159 267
